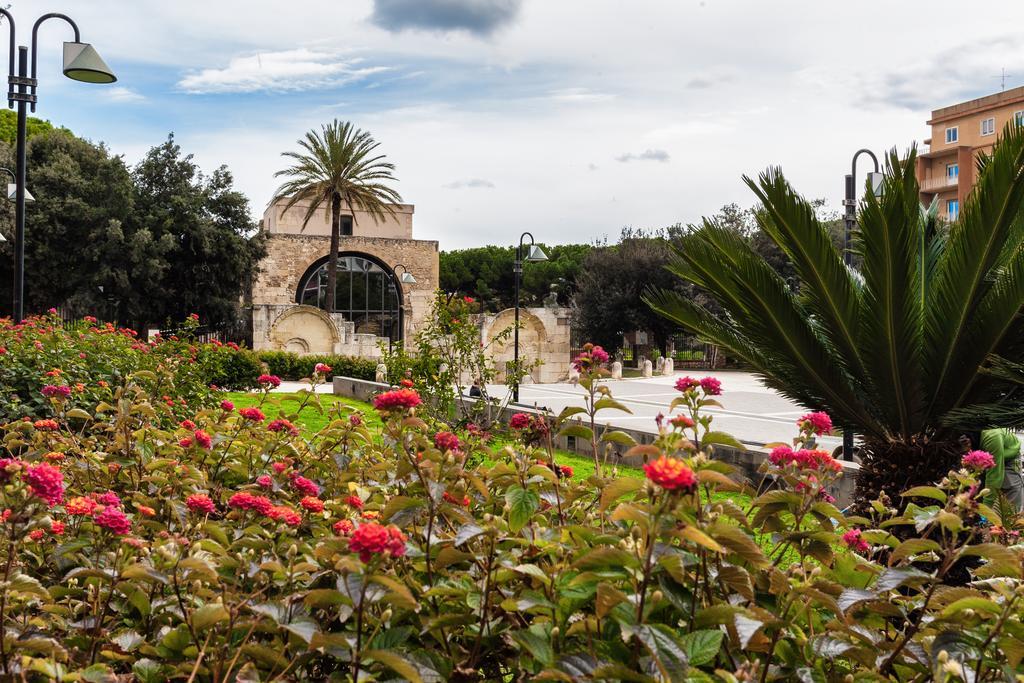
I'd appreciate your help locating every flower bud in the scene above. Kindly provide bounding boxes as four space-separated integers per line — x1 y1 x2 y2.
550 626 559 637
381 608 392 622
937 650 949 663
651 590 663 603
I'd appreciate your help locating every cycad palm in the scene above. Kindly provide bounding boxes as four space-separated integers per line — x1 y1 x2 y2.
273 120 401 312
646 126 1024 505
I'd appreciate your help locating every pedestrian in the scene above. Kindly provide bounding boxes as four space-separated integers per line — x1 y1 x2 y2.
469 379 482 398
960 429 1024 511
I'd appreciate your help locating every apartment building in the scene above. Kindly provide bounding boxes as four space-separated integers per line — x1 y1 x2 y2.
916 85 1024 220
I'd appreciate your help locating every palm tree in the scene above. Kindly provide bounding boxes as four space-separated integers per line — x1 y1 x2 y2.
273 120 402 313
646 126 1024 506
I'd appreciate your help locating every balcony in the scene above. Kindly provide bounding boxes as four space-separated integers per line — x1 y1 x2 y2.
920 175 958 192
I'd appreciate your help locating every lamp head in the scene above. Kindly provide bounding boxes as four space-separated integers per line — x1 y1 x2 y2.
63 42 117 84
867 171 884 198
400 271 417 284
525 244 548 262
7 184 34 202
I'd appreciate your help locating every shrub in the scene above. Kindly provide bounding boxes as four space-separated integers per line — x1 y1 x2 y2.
253 350 377 382
0 344 1021 680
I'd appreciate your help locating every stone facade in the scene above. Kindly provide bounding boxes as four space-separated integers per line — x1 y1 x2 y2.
250 198 439 356
479 306 572 383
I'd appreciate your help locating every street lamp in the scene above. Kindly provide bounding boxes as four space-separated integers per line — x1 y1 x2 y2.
512 232 548 403
840 149 883 460
388 263 416 353
0 10 115 321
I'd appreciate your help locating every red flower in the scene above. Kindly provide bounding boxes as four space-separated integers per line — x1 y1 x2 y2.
66 496 97 515
699 377 722 396
434 431 460 452
559 465 574 478
24 463 64 506
271 461 289 474
798 411 832 436
220 399 235 412
93 506 132 535
180 419 197 430
257 374 282 388
33 419 59 432
0 458 22 483
194 430 212 450
300 496 324 513
345 495 364 510
962 450 996 471
769 447 841 473
268 419 300 436
49 520 65 535
643 456 697 492
572 343 610 372
29 529 45 541
333 519 354 536
670 415 695 429
179 437 193 448
373 388 422 413
841 528 870 553
186 493 216 515
509 413 531 430
291 474 320 497
463 296 475 303
399 378 415 388
41 385 71 399
96 491 121 508
349 414 362 426
256 475 273 489
347 522 407 562
227 492 273 515
314 362 332 374
239 407 265 422
674 376 700 392
137 505 157 517
443 491 471 506
267 505 302 527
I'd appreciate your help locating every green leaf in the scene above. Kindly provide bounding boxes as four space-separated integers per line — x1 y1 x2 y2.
558 423 594 440
891 538 941 562
593 397 632 413
191 603 229 630
680 629 723 667
700 431 745 450
900 486 947 503
506 486 540 533
624 623 689 681
382 495 425 521
557 406 588 421
454 522 484 547
941 596 1002 617
600 477 643 512
132 659 165 683
601 430 637 447
65 408 93 421
511 623 554 666
362 649 425 683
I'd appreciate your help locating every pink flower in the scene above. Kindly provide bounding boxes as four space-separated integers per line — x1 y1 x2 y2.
842 528 870 553
257 374 282 388
179 437 193 448
186 494 216 515
434 431 460 452
220 399 235 412
314 363 332 374
23 463 64 506
699 377 722 396
345 495 364 510
347 522 407 562
798 411 833 436
268 419 300 436
256 475 273 489
271 461 289 474
239 407 265 422
267 505 302 527
300 496 324 513
373 388 422 413
41 385 71 399
571 343 610 372
962 450 996 471
227 492 273 515
93 506 132 535
670 415 695 429
180 419 197 430
509 413 531 430
674 376 700 392
194 429 212 450
96 491 121 508
333 519 354 536
290 474 320 497
349 414 362 426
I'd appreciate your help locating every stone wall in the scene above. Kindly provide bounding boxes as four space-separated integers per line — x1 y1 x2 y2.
332 374 859 508
479 306 572 383
263 198 415 240
251 232 439 355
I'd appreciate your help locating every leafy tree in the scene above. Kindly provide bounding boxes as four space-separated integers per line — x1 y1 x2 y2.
127 135 265 329
647 132 1024 505
0 109 72 146
440 243 591 310
273 120 401 313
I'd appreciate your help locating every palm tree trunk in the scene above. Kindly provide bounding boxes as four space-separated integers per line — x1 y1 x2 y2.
326 194 341 313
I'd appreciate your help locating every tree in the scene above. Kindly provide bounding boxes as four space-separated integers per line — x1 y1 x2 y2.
647 131 1024 505
574 228 699 354
440 243 591 310
272 121 401 313
0 109 72 146
128 135 265 329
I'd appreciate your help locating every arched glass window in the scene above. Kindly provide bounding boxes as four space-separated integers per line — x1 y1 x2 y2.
297 254 401 340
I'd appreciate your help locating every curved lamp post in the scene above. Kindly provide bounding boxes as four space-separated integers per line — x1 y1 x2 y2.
839 149 883 460
389 263 416 353
0 10 115 320
512 232 548 403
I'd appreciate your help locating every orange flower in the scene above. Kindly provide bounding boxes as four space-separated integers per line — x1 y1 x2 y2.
643 456 697 492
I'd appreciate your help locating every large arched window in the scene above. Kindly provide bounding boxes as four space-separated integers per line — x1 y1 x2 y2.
296 253 402 340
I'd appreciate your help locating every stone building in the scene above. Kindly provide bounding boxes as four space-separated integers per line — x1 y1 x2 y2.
478 305 573 383
250 197 438 357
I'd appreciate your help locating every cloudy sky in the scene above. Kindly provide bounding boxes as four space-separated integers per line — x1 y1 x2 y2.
21 0 1024 247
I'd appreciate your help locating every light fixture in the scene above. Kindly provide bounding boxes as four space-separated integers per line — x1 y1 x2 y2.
62 42 116 84
867 171 884 197
525 244 548 262
399 271 416 284
6 183 34 202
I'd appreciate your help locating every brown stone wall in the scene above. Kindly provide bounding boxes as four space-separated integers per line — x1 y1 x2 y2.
263 198 414 240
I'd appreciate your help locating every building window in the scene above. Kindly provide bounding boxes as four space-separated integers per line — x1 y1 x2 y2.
945 127 958 144
340 216 353 236
947 199 959 220
1016 111 1024 126
296 253 402 340
946 163 958 178
981 117 995 136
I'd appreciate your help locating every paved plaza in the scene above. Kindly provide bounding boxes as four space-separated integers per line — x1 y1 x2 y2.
494 371 842 451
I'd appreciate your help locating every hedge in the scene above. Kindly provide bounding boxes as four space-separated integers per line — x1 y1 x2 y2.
205 348 378 390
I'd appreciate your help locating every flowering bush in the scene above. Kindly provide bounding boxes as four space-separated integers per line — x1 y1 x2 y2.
0 347 1020 680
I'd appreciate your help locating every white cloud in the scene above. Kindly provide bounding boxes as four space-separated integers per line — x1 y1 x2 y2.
616 149 670 163
107 87 146 103
177 49 389 94
548 87 613 103
443 178 496 189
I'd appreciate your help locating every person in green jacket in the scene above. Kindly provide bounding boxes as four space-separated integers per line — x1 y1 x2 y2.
960 429 1024 510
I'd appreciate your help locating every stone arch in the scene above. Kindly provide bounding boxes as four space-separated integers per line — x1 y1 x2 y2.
484 308 549 383
268 304 340 356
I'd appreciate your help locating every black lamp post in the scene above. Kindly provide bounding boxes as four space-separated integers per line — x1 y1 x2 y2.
840 149 883 459
389 263 415 353
0 10 115 321
512 232 548 403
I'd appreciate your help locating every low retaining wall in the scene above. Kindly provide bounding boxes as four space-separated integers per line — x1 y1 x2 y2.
333 375 859 507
